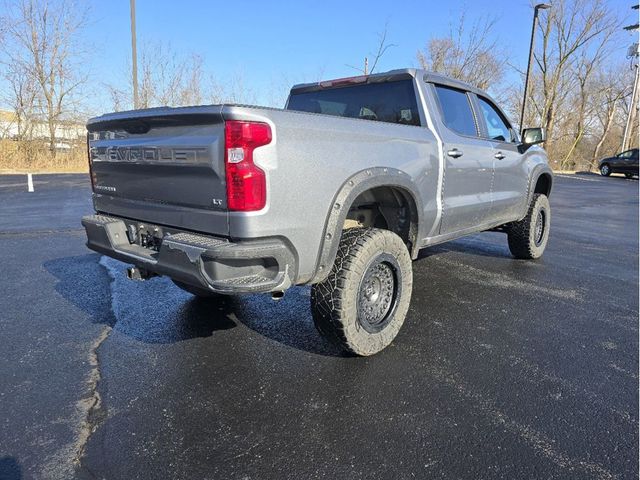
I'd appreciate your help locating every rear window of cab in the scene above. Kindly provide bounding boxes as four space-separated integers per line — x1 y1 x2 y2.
287 79 421 127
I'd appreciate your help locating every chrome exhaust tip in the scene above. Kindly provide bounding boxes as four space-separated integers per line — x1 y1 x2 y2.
126 266 142 281
126 266 156 281
271 291 285 301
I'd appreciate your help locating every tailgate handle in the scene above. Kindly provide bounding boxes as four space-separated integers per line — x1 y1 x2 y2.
123 121 151 134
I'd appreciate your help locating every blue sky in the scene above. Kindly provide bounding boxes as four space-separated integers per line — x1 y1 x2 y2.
6 0 640 113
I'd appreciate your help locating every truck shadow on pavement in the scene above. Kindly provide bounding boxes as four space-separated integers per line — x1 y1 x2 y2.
44 253 118 328
44 254 235 343
418 234 513 260
44 254 343 356
221 286 345 356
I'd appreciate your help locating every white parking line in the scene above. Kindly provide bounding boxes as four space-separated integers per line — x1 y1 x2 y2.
554 174 603 182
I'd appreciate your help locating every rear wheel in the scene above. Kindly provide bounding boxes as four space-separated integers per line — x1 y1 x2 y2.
506 193 550 259
625 173 634 179
172 280 225 299
310 228 413 356
600 163 611 176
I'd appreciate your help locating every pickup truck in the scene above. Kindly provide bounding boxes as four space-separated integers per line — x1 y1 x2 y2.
82 68 552 356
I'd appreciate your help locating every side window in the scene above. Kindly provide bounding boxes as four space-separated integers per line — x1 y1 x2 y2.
619 150 632 158
433 85 477 137
478 96 514 142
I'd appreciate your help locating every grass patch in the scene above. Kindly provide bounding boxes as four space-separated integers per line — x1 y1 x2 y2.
0 139 88 173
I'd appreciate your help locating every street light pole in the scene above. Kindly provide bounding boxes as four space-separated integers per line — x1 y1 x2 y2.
130 0 139 109
622 5 639 151
622 62 639 151
519 3 551 133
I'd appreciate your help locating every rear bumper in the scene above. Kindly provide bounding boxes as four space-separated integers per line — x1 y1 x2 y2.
81 214 295 294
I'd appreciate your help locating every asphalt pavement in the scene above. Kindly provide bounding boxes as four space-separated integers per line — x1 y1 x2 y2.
0 172 637 480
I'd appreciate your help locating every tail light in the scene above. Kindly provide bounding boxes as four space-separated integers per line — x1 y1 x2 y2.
224 120 272 211
319 75 368 88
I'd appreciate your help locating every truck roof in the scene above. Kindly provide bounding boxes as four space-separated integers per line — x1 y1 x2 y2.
290 68 486 97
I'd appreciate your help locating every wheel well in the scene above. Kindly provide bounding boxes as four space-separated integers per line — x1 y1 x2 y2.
534 173 552 197
344 186 419 255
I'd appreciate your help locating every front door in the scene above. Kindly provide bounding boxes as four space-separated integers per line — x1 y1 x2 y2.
475 95 527 223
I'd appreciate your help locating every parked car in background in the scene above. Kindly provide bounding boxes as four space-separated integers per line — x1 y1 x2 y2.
599 148 639 178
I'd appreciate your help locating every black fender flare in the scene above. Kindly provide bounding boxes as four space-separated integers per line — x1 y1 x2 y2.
309 167 424 284
527 165 554 205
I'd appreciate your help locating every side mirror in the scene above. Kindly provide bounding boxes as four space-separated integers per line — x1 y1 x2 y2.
522 127 545 146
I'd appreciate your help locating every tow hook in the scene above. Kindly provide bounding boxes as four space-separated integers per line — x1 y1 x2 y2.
126 266 157 281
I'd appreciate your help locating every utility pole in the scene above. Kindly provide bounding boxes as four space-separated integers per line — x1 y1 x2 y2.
520 3 551 133
130 0 139 109
622 5 639 151
364 57 369 75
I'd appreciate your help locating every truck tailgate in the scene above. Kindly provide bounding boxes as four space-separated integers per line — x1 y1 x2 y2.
87 106 228 236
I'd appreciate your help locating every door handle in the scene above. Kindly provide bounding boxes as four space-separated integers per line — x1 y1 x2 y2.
494 152 505 160
447 148 463 158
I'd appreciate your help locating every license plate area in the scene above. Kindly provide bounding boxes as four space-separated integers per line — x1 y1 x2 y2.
121 220 167 252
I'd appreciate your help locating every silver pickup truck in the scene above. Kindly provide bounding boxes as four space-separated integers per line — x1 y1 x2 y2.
82 68 552 355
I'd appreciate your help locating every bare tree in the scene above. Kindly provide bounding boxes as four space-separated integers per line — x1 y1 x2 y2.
417 14 506 91
107 42 258 111
559 27 615 169
1 0 89 156
530 0 620 148
214 70 258 105
138 43 204 108
2 63 38 141
107 42 205 110
589 66 633 168
347 21 396 75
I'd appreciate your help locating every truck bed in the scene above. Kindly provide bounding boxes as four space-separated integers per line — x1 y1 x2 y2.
88 103 440 284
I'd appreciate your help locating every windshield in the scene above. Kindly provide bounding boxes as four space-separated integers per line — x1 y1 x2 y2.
287 79 421 127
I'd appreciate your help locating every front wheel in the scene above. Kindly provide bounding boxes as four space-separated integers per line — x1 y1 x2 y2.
506 193 551 259
600 164 611 176
310 228 413 356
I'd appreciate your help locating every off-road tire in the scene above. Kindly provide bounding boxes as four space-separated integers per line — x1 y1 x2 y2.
172 280 224 299
600 164 611 176
310 228 413 356
506 193 550 259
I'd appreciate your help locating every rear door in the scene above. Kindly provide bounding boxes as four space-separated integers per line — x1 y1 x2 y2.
474 94 527 223
431 84 494 235
629 149 639 172
87 108 229 235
